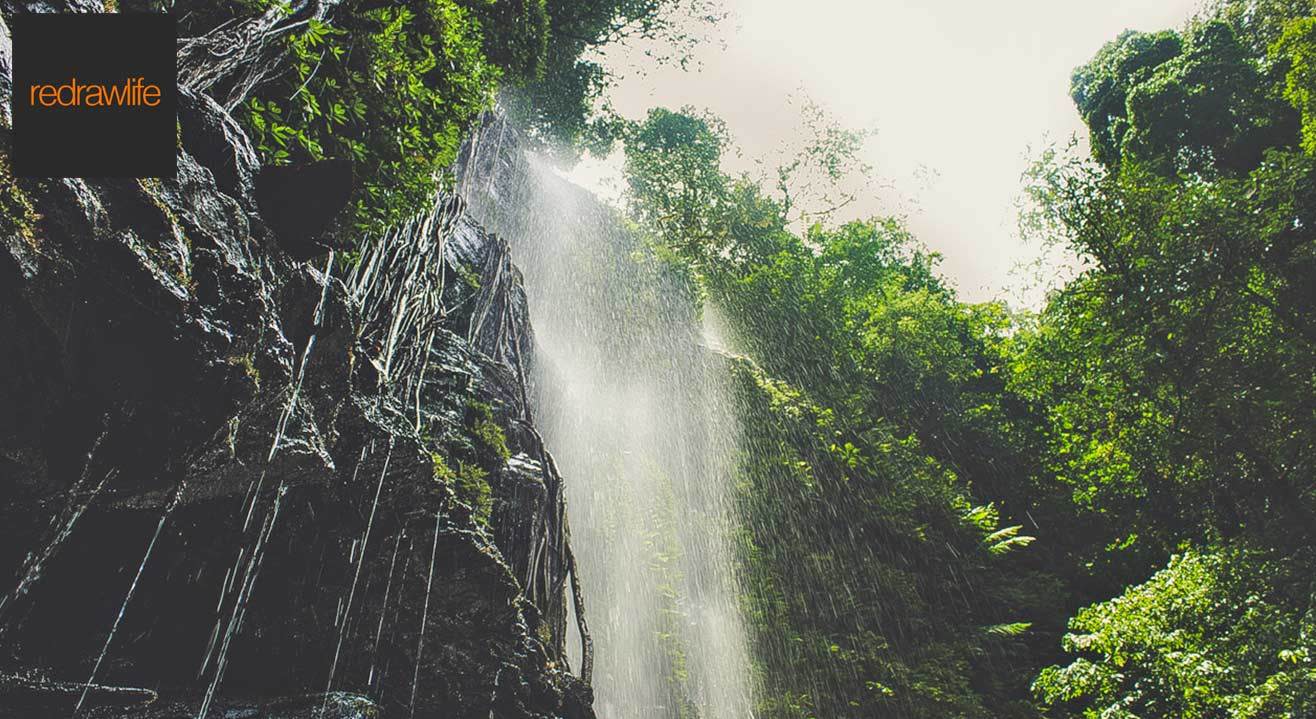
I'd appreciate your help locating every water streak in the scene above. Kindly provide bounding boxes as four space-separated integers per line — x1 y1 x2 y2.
409 507 445 718
322 440 395 713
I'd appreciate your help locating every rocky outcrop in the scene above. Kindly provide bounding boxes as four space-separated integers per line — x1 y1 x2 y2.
0 8 591 719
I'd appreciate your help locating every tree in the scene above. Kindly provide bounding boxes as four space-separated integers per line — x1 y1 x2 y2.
504 0 727 152
1024 4 1316 714
458 0 550 84
1026 0 1316 552
1072 21 1298 176
622 107 732 257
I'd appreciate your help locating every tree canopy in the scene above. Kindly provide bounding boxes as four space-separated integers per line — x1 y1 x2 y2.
611 2 1316 716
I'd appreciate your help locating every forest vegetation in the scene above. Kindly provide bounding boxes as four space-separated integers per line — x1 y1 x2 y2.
611 0 1316 716
198 0 1312 714
19 0 1312 715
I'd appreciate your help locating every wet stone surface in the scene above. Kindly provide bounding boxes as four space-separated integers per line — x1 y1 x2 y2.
0 5 591 715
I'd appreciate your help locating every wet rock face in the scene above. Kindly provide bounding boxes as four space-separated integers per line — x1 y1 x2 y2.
0 14 590 719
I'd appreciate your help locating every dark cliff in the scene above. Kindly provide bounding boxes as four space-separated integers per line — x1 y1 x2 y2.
0 8 591 718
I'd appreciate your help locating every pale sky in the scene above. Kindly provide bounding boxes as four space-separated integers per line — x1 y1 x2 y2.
564 0 1203 305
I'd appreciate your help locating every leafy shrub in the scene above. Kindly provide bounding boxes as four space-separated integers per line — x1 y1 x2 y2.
241 0 499 232
0 142 39 248
1035 544 1316 718
432 452 493 526
467 401 511 464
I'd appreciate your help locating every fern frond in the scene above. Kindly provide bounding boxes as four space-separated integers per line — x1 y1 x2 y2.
982 621 1032 637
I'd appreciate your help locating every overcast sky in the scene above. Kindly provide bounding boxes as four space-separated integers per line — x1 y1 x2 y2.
563 0 1203 305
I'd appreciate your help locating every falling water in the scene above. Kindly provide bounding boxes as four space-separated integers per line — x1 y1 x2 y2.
462 120 755 719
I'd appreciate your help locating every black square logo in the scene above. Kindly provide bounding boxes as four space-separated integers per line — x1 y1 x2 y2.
11 13 176 177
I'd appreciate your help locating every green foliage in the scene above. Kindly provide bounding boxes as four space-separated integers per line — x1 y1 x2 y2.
1022 89 1316 559
1071 29 1184 170
454 261 483 290
982 524 1036 557
1276 16 1316 153
1016 3 1316 715
419 401 512 531
467 400 511 464
984 622 1034 639
432 452 493 526
595 1 1316 717
504 0 727 152
623 107 1054 718
227 352 261 389
730 359 1044 719
1207 0 1316 54
0 144 39 248
620 6 1316 707
623 107 731 256
1035 544 1316 718
178 0 722 235
458 0 550 83
1072 20 1298 175
621 103 871 266
239 1 499 232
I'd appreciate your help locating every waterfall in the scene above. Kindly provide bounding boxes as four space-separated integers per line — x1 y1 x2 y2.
461 118 755 719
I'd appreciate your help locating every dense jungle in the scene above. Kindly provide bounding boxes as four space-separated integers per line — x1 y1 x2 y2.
0 0 1313 717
